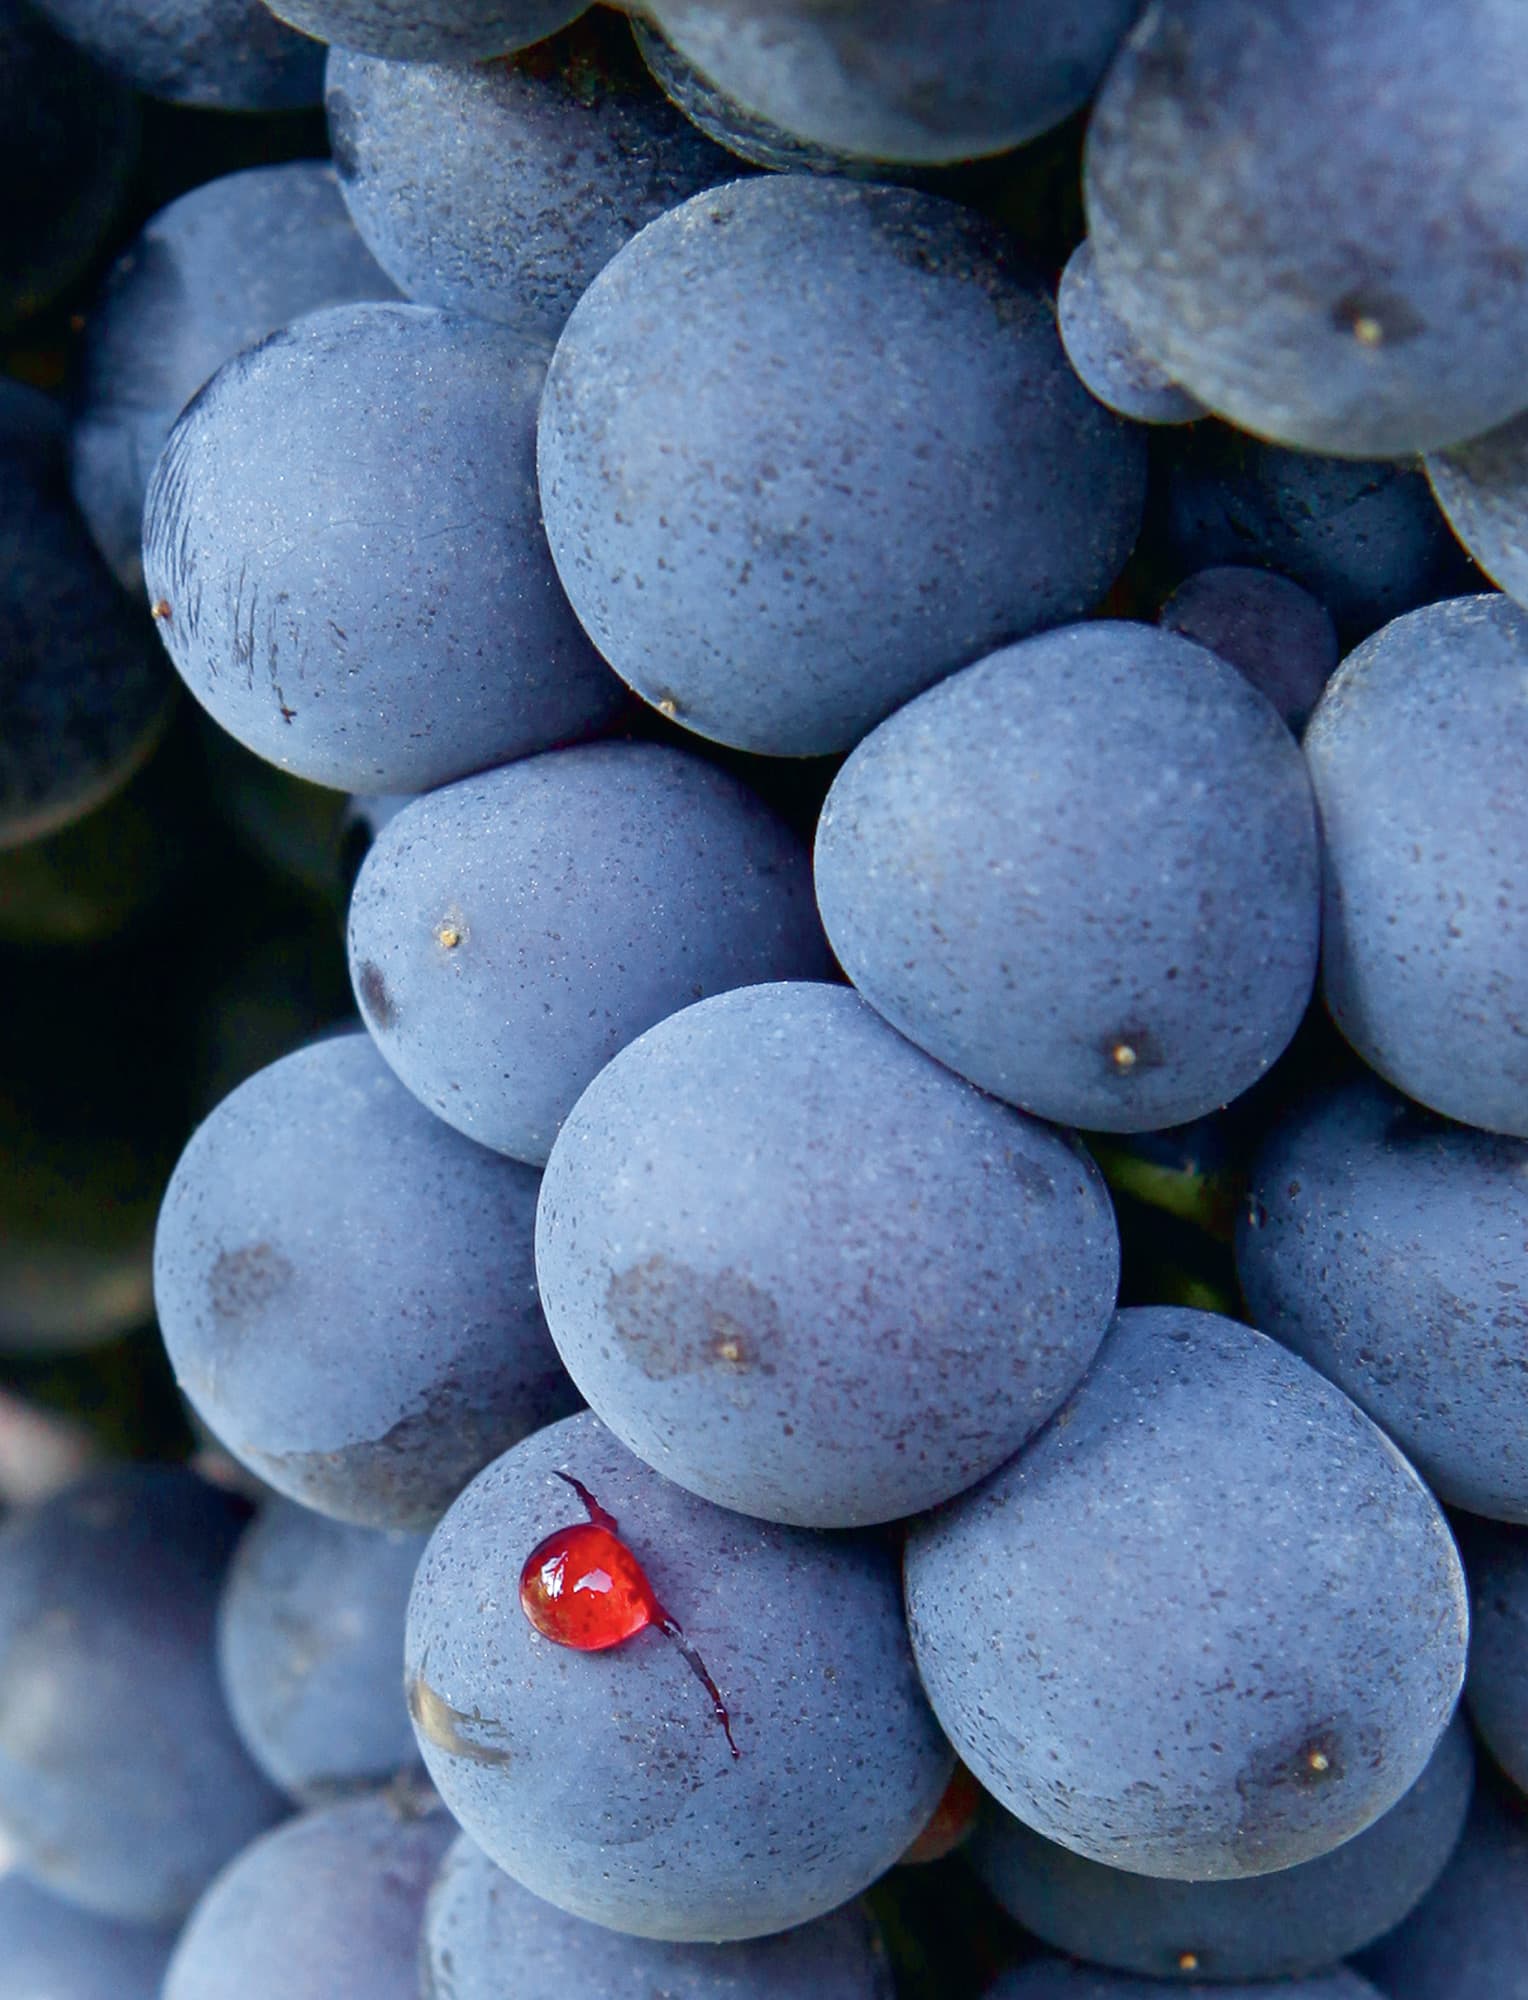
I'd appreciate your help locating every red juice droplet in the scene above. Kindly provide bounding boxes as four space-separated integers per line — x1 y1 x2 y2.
519 1469 740 1758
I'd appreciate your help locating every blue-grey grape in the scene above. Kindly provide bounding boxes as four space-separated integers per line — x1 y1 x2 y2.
904 1308 1468 1880
0 1872 173 2000
1057 239 1201 425
26 0 321 108
814 621 1319 1132
1158 566 1338 734
535 981 1120 1528
1303 593 1528 1138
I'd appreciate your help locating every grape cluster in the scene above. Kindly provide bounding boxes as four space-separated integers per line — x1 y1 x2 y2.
2 3 1527 1998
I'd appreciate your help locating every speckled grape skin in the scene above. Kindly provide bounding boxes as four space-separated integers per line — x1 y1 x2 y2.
1158 567 1338 734
648 0 1141 163
0 382 174 852
1086 0 1528 456
1057 240 1201 425
1303 594 1528 1138
347 742 832 1166
142 301 622 794
0 1871 174 2000
162 1789 455 2000
1159 422 1461 642
264 0 583 61
1458 1520 1528 1795
404 1411 954 1940
904 1308 1469 1881
153 1033 577 1528
28 0 321 108
421 1834 895 1998
535 982 1120 1528
1237 1077 1528 1520
537 174 1145 757
1427 409 1528 609
1356 1781 1528 2000
0 1467 286 1923
217 1499 428 1804
72 163 396 593
973 1713 1473 1981
814 621 1319 1133
326 22 731 340
989 1961 1384 2000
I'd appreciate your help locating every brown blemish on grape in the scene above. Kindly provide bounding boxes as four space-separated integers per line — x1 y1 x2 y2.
356 959 396 1030
606 1256 782 1380
151 599 172 620
407 1671 512 1767
209 1243 294 1322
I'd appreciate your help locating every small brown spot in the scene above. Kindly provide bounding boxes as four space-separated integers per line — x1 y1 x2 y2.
1177 1952 1200 1973
1351 315 1383 347
607 1257 784 1380
209 1243 294 1321
407 1675 511 1767
1111 1043 1138 1071
436 924 461 950
656 695 679 719
357 960 396 1030
151 599 172 620
1306 1749 1331 1774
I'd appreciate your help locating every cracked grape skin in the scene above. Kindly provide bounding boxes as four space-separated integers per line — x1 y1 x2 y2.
141 300 623 795
1237 1074 1528 1521
813 620 1320 1134
0 1466 286 1924
972 1712 1473 1982
162 1788 456 2000
72 162 396 594
421 1833 895 1999
216 1498 429 1804
0 1872 174 2000
534 980 1120 1529
903 1307 1469 1882
536 173 1145 757
325 17 732 341
346 741 833 1167
152 1032 577 1529
1085 0 1528 457
403 1410 954 1941
1302 593 1528 1138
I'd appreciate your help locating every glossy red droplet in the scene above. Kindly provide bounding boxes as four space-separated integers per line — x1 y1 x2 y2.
519 1469 740 1758
520 1521 658 1651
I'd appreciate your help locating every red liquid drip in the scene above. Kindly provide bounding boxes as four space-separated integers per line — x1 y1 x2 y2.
519 1470 740 1758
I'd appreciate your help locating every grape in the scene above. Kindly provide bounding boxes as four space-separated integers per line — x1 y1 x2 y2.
326 18 730 339
422 1832 894 1997
988 1962 1384 2000
0 0 138 333
1303 593 1528 1137
904 1308 1468 1880
537 174 1145 757
1 382 175 853
162 1786 454 2000
1057 240 1201 425
153 1032 577 1527
1458 1519 1528 1796
973 1713 1473 1981
0 1871 173 2000
1158 567 1338 734
1157 421 1463 641
141 301 623 794
26 0 321 109
813 621 1319 1133
217 1498 427 1803
72 163 396 593
346 742 831 1166
404 1410 954 1940
1426 408 1528 609
646 0 1142 164
1085 0 1528 455
1238 1075 1528 1521
535 981 1120 1528
262 0 585 62
0 1466 285 1922
1355 1780 1528 2000
633 17 879 177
